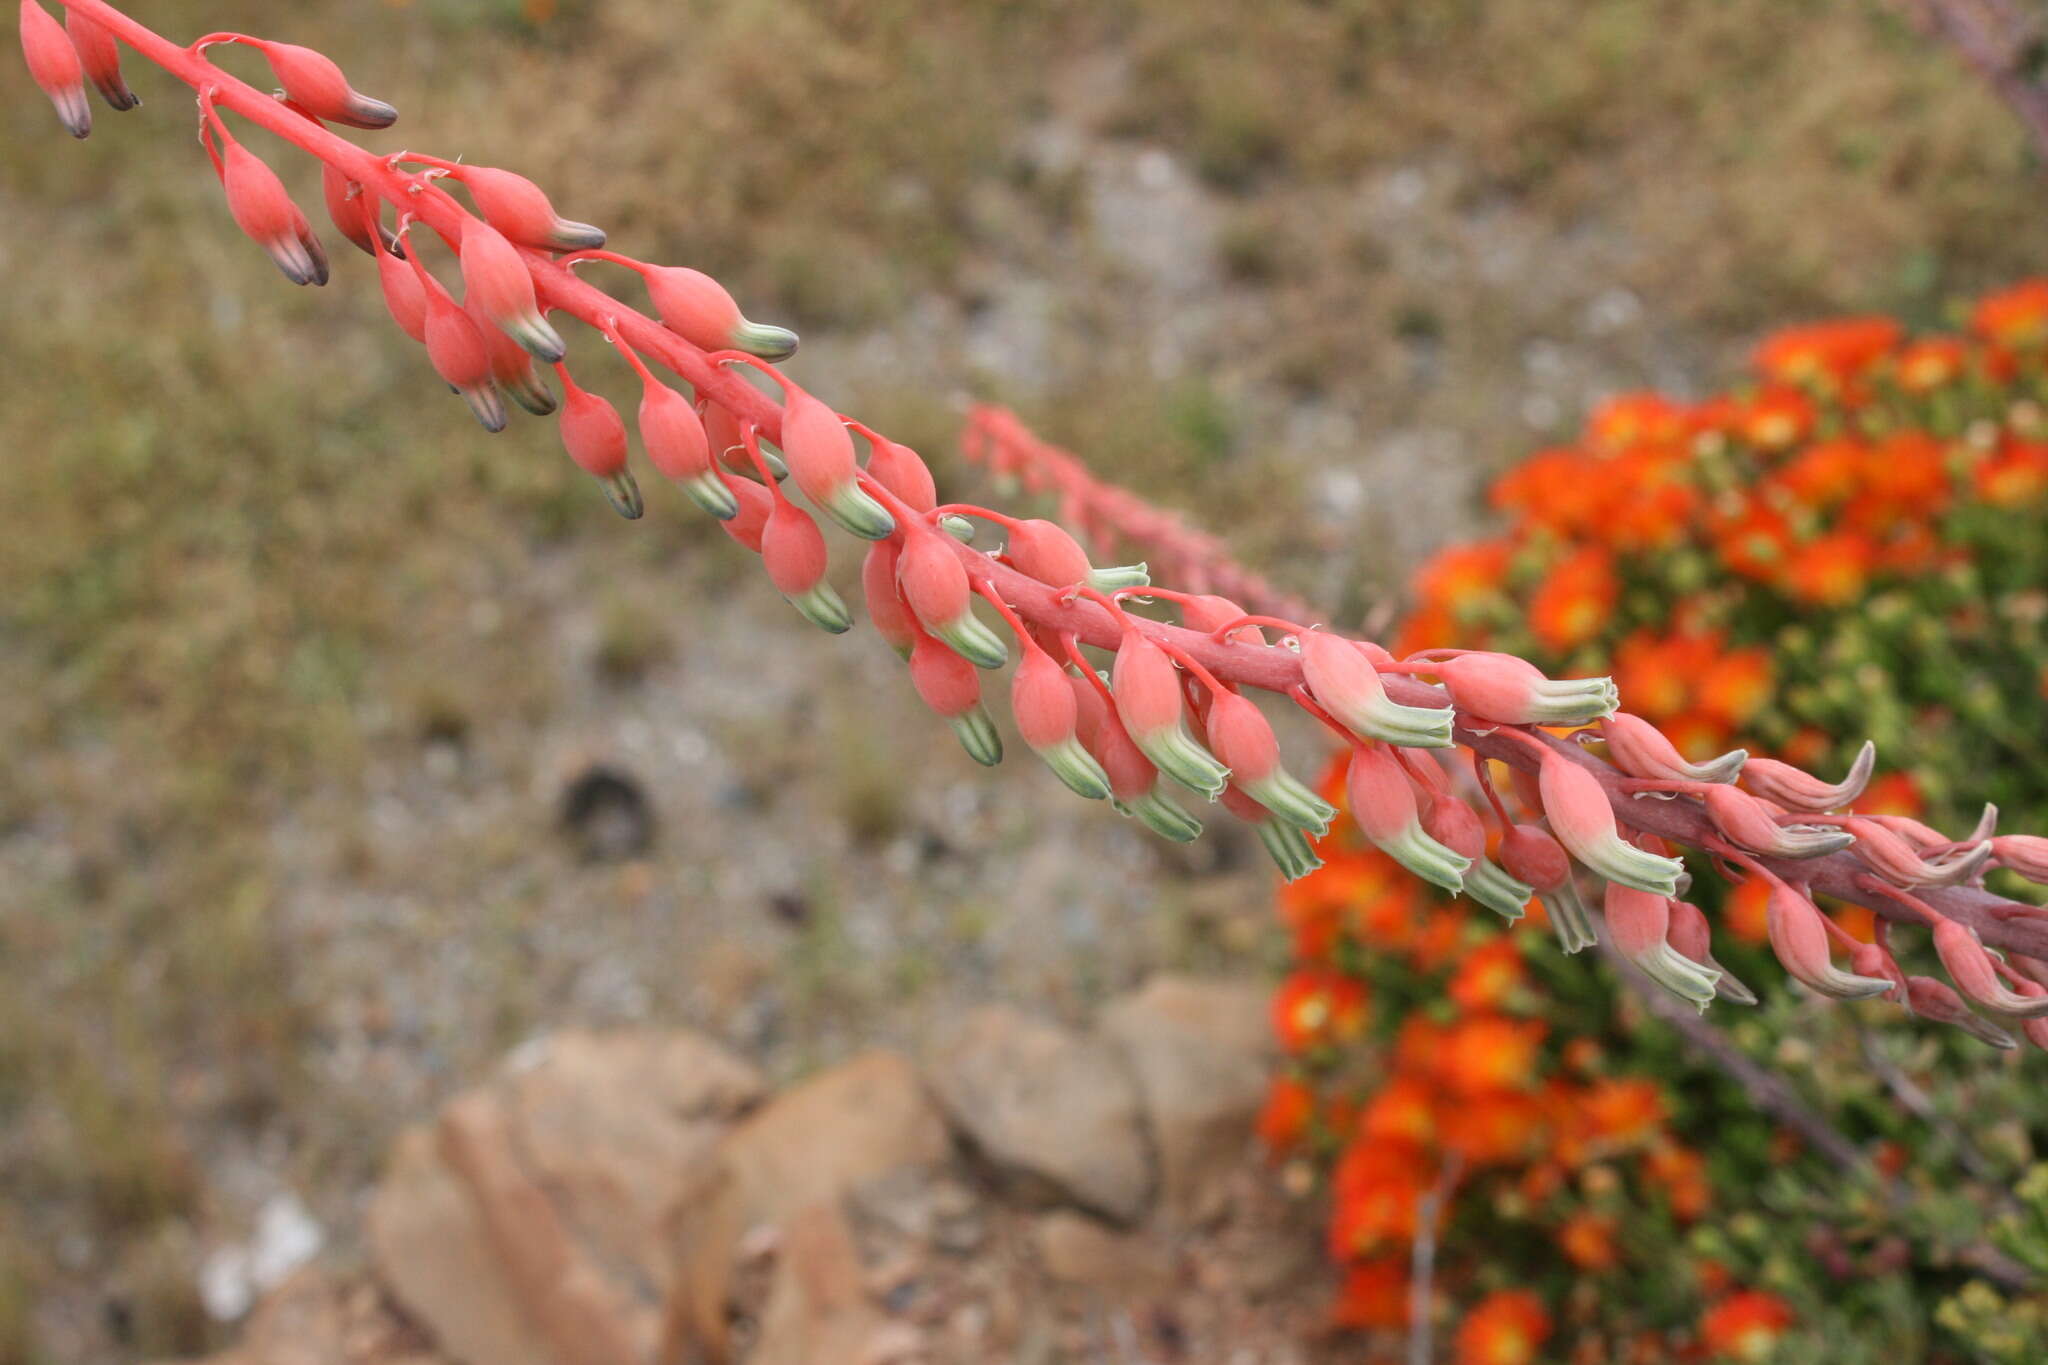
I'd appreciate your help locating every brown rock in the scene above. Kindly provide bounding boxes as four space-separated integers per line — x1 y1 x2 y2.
1099 976 1273 1227
748 1203 925 1365
162 1266 444 1365
923 1006 1153 1225
1032 1211 1173 1301
661 1050 951 1364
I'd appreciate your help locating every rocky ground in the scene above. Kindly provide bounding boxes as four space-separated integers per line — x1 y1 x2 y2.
171 977 1353 1365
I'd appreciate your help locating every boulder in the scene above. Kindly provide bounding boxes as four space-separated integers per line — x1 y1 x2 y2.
921 1006 1151 1225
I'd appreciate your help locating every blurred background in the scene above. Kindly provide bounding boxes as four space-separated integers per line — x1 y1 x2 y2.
6 0 2048 1359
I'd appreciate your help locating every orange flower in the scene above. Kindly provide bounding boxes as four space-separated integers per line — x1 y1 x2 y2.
1408 904 1471 973
1454 1290 1552 1365
1752 317 1901 390
1330 1139 1434 1253
1256 1075 1317 1152
1643 1141 1711 1222
1971 278 2048 348
1448 938 1528 1012
1580 1077 1667 1147
1660 710 1733 763
1856 771 1924 818
1360 1075 1439 1148
1587 392 1692 452
1860 431 1949 521
1781 529 1875 605
1333 1255 1411 1330
1695 648 1773 729
1613 629 1715 720
1436 1015 1546 1096
1280 854 1396 960
1974 439 2048 506
1711 500 1797 582
1529 545 1619 653
1272 969 1369 1054
1441 1090 1546 1165
1895 335 1968 394
1556 1211 1620 1271
1725 877 1772 946
1414 541 1513 615
1492 449 1611 535
1769 438 1867 508
1737 386 1815 452
1353 881 1426 952
1698 1290 1795 1361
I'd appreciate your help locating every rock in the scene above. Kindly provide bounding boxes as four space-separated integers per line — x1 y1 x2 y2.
1099 976 1273 1227
1032 1211 1173 1301
661 1050 951 1364
921 1006 1151 1226
159 1266 444 1365
748 1203 926 1365
367 1029 762 1365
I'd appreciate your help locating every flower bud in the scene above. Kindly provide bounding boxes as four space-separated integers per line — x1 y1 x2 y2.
556 372 640 517
862 542 917 658
1903 976 2016 1049
375 234 428 343
259 41 397 129
1111 632 1229 799
1222 784 1322 881
643 264 797 360
863 433 937 513
1605 883 1720 1011
1002 517 1092 589
910 631 1000 765
634 372 731 517
1071 671 1202 841
1175 594 1255 640
1011 647 1111 800
1204 690 1336 834
1930 919 2048 1017
778 387 893 539
1739 741 1875 812
220 141 328 286
1666 898 1756 1004
1847 819 1992 887
762 496 849 633
1343 744 1470 893
323 165 398 258
465 293 556 417
1537 751 1684 898
64 7 135 111
1701 786 1856 860
454 165 604 252
717 475 773 554
1298 631 1453 748
1596 713 1745 784
409 253 505 431
1993 835 2048 884
1422 796 1531 921
1499 824 1597 953
897 531 1006 668
1764 882 1891 1000
458 218 563 362
1431 652 1617 725
20 0 89 137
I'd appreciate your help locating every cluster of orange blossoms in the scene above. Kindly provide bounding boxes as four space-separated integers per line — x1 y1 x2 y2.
1261 765 1794 1359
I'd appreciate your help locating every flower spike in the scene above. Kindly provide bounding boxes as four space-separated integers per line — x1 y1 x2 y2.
1298 631 1454 748
1344 744 1470 894
1537 750 1684 898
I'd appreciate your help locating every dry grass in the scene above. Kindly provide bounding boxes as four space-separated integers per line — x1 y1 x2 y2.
2 0 2043 1357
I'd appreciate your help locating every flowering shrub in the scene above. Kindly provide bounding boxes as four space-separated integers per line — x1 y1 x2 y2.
1260 293 2048 1358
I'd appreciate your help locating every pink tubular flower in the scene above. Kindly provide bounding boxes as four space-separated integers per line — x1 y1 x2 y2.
373 227 427 342
1597 713 1746 785
1929 920 2048 1018
1071 671 1202 842
1701 785 1855 859
1764 881 1891 1000
896 530 1007 668
1298 631 1453 748
1110 630 1229 799
64 7 135 112
1537 751 1684 897
257 40 396 129
862 541 918 658
910 631 1000 765
216 132 328 287
1993 835 2048 884
19 0 89 137
1428 651 1617 725
762 493 851 634
1203 689 1335 834
458 217 564 362
1904 976 2017 1049
641 263 796 361
466 292 556 417
768 380 894 540
716 474 773 554
403 239 505 431
1666 897 1755 1004
1846 819 1993 887
1739 741 1875 812
1003 517 1147 592
860 431 938 513
1420 794 1532 921
1606 882 1720 1010
1343 744 1470 893
1010 644 1111 800
323 165 384 258
611 337 730 517
554 368 640 517
1500 823 1598 953
450 164 604 253
1221 782 1321 881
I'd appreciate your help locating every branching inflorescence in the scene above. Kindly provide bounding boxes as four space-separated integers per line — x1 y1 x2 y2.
19 0 2048 1050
